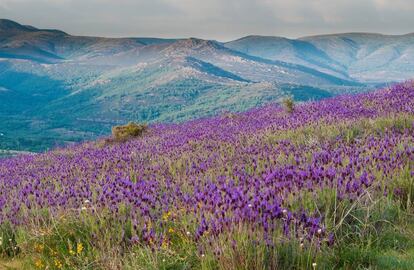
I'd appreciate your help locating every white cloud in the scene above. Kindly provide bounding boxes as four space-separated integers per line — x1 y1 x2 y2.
1 0 413 40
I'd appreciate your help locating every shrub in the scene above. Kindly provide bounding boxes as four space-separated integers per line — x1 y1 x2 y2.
111 122 147 142
282 97 295 114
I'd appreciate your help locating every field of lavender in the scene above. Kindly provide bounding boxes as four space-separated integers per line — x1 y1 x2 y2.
0 82 414 269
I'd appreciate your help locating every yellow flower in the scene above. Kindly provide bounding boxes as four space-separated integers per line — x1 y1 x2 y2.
34 243 44 253
69 247 76 256
168 228 175 234
77 242 84 254
34 259 44 269
161 239 169 249
162 211 172 221
54 259 63 269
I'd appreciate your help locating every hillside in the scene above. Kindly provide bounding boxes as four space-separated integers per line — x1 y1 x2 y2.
7 20 413 151
0 82 413 269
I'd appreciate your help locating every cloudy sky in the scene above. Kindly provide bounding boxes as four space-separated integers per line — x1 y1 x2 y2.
1 0 413 41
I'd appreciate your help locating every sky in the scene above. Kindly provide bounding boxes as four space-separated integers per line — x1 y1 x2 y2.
1 0 414 41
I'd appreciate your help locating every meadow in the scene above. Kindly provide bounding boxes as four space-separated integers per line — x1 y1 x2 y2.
0 82 413 269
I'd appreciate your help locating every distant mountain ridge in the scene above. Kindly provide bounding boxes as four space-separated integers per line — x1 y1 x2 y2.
225 32 414 82
1 19 413 151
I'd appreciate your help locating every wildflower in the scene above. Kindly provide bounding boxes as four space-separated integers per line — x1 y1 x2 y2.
77 242 84 254
34 259 44 269
186 231 191 236
312 262 317 269
84 199 90 204
34 243 44 253
248 203 252 208
54 259 63 269
162 211 172 221
130 236 139 244
81 206 87 211
317 229 322 235
69 245 76 256
201 254 205 258
328 233 335 246
168 228 175 233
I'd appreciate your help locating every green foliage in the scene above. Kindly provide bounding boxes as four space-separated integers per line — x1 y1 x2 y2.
27 217 97 270
0 223 19 258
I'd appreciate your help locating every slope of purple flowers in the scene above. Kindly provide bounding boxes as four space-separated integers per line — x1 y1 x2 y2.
0 82 414 269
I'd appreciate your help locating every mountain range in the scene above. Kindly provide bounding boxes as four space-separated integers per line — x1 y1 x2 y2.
1 19 414 152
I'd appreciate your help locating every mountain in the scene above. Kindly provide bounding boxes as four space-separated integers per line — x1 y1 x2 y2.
225 35 348 79
225 33 414 82
301 33 414 82
1 19 413 152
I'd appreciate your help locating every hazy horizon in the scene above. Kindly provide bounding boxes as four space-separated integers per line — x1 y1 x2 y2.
3 17 414 42
1 0 414 41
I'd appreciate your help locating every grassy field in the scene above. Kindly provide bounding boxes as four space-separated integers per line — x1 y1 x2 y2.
0 82 413 269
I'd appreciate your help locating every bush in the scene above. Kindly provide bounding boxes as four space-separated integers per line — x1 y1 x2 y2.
282 97 295 114
111 122 147 142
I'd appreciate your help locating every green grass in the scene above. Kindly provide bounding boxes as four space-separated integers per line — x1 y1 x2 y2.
7 201 413 270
